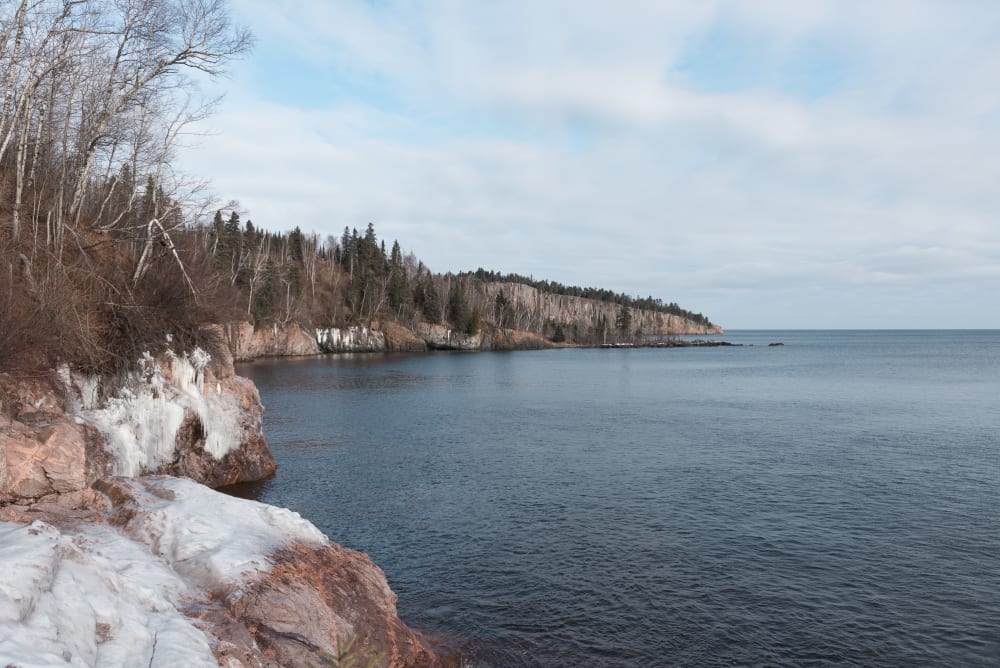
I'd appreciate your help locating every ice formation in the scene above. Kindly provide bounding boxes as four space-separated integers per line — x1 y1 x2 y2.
77 348 243 476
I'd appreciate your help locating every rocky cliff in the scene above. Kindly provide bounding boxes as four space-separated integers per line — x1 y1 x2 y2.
0 347 445 667
483 282 722 337
226 321 321 361
222 281 720 362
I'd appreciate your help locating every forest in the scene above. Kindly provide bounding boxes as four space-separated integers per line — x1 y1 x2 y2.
0 0 714 375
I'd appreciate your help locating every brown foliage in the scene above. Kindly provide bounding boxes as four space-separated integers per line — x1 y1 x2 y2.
0 227 237 375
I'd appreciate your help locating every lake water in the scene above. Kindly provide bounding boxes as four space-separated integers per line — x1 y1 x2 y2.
233 331 1000 666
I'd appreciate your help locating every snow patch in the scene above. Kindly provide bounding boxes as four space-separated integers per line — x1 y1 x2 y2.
0 478 329 667
0 520 217 668
120 477 327 590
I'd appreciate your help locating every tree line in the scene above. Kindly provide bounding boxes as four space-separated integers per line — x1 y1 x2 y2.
202 219 714 345
0 0 250 372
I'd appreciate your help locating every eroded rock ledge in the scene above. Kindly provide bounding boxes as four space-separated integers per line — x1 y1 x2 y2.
0 347 446 667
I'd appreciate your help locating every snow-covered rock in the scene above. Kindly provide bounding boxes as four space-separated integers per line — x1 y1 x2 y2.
0 477 442 668
1 346 274 507
0 346 442 667
0 519 218 667
80 348 241 476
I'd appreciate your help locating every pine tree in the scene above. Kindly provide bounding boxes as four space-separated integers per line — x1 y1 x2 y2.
468 308 481 336
419 277 441 324
225 211 241 238
616 304 633 337
388 240 411 314
288 226 304 263
448 280 469 331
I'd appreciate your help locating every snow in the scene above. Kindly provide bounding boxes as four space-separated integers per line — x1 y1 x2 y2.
119 477 327 590
0 520 216 668
77 348 244 475
0 477 329 667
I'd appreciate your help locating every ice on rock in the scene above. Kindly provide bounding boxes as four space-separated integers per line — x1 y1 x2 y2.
78 347 243 475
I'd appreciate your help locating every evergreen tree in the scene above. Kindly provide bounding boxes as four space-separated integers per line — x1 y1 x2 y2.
339 226 351 268
448 280 469 331
467 308 481 336
251 260 280 322
388 240 411 314
420 277 441 324
225 211 241 238
616 304 633 337
288 226 304 263
211 209 231 270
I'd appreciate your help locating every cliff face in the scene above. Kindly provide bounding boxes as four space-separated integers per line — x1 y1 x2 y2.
226 321 320 361
483 282 722 336
222 281 720 362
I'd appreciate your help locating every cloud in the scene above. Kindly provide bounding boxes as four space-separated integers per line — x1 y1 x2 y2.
179 0 1000 328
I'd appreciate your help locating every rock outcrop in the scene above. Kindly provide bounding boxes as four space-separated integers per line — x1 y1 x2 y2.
226 321 321 361
380 321 430 352
223 280 720 362
0 477 443 668
0 347 446 667
0 345 277 515
414 324 486 351
0 371 111 507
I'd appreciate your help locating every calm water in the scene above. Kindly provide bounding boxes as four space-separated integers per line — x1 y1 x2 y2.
233 331 1000 667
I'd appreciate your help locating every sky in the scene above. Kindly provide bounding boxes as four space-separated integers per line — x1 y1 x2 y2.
179 0 1000 329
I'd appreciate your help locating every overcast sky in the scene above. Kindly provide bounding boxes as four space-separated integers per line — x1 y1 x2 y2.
180 1 1000 329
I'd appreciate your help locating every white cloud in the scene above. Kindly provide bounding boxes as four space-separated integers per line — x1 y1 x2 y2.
178 0 1000 328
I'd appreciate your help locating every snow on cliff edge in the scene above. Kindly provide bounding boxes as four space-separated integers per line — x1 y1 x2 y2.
0 476 326 667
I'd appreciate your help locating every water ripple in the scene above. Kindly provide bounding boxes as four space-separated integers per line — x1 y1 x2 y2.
235 332 1000 667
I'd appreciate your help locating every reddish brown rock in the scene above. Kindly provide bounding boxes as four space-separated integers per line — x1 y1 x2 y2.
170 408 276 487
226 321 321 361
490 328 555 351
163 370 277 487
93 476 449 668
0 370 110 504
229 544 444 668
380 321 429 352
